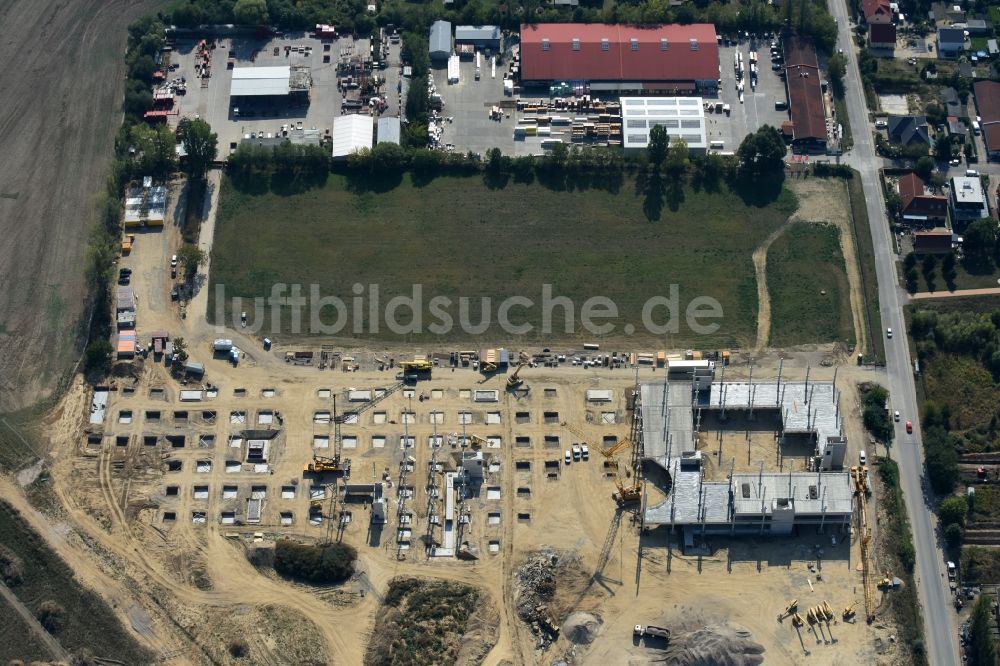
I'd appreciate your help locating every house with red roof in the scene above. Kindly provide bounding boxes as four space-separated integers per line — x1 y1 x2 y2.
898 172 948 226
862 0 893 24
869 23 896 53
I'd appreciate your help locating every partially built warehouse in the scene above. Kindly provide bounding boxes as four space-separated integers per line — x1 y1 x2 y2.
639 361 854 536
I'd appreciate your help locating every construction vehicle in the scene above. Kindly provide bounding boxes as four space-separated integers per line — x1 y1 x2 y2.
777 599 798 621
121 233 135 254
633 625 670 641
506 362 526 389
303 454 351 475
821 601 834 621
398 359 433 373
853 465 877 622
842 602 858 620
791 613 805 627
600 438 642 504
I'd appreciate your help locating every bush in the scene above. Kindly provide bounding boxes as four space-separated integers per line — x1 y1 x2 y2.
0 545 24 586
36 600 66 634
940 495 969 527
273 539 356 584
944 523 965 547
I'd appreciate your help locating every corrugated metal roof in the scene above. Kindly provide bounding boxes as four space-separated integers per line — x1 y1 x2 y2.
331 114 373 158
430 20 451 57
231 66 291 96
519 23 719 84
377 116 401 144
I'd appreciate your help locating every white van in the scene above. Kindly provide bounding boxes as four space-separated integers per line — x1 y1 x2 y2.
859 450 867 465
709 140 725 150
972 120 981 135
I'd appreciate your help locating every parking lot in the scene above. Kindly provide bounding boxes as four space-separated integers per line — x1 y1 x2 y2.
712 41 793 153
167 33 403 155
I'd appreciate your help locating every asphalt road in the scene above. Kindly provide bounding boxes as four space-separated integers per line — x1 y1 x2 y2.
828 2 961 664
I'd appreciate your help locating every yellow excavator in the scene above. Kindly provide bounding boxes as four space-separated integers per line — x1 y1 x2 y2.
842 602 858 620
601 438 641 505
506 362 526 389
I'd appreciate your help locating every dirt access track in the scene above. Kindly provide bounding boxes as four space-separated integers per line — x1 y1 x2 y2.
0 0 163 411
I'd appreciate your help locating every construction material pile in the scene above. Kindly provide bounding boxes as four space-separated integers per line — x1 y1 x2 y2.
660 623 765 666
563 612 602 645
514 549 562 650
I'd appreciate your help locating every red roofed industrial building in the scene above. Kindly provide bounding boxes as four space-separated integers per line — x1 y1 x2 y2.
898 172 948 225
519 23 720 93
973 81 1000 161
782 37 828 152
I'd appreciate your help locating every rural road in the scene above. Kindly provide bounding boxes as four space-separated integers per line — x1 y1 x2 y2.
910 287 1000 300
0 581 71 661
830 0 960 663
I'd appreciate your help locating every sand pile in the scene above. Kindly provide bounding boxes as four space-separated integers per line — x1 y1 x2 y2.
661 623 765 666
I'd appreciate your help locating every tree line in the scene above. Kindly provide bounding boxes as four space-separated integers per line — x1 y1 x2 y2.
161 0 840 54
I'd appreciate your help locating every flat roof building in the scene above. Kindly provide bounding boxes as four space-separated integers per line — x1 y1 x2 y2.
331 114 374 160
455 25 500 49
637 370 854 536
430 20 452 62
782 37 828 152
230 65 311 99
620 97 707 155
519 23 720 93
124 183 166 227
950 176 989 223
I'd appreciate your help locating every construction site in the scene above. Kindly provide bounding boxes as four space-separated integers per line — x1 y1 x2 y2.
23 326 905 664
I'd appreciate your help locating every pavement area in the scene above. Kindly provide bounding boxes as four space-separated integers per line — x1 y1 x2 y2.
829 0 962 662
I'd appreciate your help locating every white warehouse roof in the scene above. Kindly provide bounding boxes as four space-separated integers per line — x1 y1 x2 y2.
331 114 374 159
231 66 291 96
621 97 707 152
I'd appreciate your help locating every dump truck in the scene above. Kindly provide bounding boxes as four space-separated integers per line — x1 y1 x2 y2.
633 625 670 641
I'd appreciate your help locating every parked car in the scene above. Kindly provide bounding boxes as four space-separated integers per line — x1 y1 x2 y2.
860 450 867 465
894 410 900 422
565 450 572 464
581 444 589 460
170 254 178 268
572 444 582 460
906 420 913 434
886 327 893 338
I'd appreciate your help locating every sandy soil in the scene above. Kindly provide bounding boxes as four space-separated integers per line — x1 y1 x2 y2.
753 178 866 356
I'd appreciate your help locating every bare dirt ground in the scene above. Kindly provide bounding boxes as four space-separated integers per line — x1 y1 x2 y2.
753 178 866 356
0 0 165 411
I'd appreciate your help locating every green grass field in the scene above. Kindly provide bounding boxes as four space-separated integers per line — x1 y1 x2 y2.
0 601 50 662
0 501 152 663
767 222 854 347
210 174 798 347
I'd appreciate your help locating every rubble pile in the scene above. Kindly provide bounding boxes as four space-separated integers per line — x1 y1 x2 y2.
515 549 562 650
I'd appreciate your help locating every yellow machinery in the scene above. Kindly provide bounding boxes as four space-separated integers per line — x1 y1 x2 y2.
121 233 135 254
303 455 350 475
506 362 526 389
843 602 858 620
399 359 433 373
791 613 805 627
852 465 877 622
777 599 798 621
600 438 641 505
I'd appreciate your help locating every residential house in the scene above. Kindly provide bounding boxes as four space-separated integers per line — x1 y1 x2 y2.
949 176 989 224
937 28 966 59
863 0 893 24
887 115 931 146
942 87 967 119
946 116 968 142
898 172 948 225
973 80 1000 161
869 23 896 52
913 228 955 254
